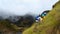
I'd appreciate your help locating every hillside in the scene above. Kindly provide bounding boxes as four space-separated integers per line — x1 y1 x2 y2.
22 1 60 34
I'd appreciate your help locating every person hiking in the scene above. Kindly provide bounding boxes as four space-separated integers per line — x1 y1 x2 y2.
41 10 50 18
33 15 41 32
35 15 41 22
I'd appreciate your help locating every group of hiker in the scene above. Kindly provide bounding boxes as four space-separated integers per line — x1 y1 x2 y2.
35 10 50 22
33 10 50 32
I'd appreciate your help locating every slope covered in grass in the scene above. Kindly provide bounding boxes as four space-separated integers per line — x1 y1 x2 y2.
22 1 60 34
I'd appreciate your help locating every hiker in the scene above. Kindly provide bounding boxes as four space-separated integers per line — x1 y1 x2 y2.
34 15 42 32
41 10 50 18
35 15 41 22
41 10 50 19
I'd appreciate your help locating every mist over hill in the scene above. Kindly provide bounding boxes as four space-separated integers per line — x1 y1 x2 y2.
0 10 15 19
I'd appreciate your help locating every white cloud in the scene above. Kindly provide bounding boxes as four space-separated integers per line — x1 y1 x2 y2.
0 0 59 15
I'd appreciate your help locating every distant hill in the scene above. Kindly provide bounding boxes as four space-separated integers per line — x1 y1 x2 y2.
0 14 35 33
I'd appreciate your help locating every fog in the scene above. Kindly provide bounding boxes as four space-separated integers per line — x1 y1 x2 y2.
0 0 59 16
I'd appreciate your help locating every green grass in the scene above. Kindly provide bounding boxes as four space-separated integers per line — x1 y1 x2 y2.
22 1 60 34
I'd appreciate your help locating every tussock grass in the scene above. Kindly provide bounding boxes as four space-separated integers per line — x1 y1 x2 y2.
22 1 60 34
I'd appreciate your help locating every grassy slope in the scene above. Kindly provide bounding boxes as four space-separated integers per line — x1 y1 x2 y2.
22 1 60 34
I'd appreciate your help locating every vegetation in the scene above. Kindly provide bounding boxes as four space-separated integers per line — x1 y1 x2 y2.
22 1 60 34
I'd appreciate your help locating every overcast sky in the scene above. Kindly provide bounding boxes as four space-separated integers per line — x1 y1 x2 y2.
0 0 59 15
